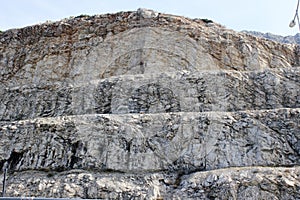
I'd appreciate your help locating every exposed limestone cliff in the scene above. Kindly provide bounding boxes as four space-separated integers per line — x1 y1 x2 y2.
0 9 300 199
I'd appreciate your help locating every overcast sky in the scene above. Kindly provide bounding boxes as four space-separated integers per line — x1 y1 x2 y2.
1 0 299 36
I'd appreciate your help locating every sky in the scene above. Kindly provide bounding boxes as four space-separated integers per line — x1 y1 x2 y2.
0 0 299 36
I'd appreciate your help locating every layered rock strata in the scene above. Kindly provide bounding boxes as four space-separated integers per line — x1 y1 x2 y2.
0 9 300 199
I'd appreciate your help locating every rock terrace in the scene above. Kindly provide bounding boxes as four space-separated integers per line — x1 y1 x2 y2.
0 8 300 199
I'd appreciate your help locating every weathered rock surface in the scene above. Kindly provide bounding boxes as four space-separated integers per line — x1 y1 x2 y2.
0 8 300 199
3 167 300 199
1 68 300 121
0 108 300 174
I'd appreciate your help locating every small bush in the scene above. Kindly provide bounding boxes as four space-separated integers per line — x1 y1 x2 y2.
202 19 213 24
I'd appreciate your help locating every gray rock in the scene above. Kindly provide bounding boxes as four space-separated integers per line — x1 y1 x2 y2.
0 8 299 199
137 8 158 19
242 31 300 45
2 167 300 199
0 108 299 173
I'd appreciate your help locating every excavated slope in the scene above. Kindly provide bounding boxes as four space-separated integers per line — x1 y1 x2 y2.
0 9 300 199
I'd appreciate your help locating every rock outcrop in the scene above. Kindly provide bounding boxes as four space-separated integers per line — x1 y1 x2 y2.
243 31 300 45
0 9 300 199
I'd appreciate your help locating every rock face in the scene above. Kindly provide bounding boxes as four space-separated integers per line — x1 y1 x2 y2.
0 9 300 199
